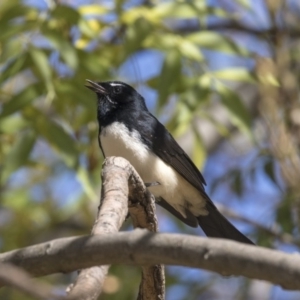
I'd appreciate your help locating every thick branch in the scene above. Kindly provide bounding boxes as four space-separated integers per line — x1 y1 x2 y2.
128 172 165 300
66 157 164 300
66 157 131 300
1 230 300 290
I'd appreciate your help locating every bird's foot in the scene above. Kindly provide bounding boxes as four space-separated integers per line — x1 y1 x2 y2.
144 181 160 187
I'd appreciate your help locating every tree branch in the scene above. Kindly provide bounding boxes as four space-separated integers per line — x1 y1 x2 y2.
1 230 300 290
0 263 61 300
172 21 300 38
128 169 165 300
65 157 130 300
66 157 164 300
216 204 300 246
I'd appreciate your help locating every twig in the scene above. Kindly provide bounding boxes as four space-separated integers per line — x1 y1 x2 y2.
216 204 300 245
172 21 300 39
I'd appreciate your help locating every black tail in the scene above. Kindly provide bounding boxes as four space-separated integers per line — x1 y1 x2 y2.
197 204 254 245
157 197 254 245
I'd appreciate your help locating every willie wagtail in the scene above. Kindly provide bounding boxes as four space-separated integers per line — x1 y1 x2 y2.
86 79 254 245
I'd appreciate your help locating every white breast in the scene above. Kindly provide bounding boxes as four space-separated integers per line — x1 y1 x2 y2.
100 122 207 217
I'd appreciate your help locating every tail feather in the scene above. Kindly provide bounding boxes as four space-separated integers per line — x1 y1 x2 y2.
157 197 198 228
157 197 254 245
197 204 254 245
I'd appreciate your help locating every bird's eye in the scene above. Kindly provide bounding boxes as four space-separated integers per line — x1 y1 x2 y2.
113 86 122 94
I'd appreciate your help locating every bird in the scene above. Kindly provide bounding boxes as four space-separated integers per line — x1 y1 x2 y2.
85 79 254 245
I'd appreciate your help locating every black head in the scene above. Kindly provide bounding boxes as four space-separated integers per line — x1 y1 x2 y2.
85 80 148 126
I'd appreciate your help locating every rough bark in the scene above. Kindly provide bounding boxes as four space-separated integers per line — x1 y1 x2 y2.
2 230 300 290
65 157 164 300
128 170 165 300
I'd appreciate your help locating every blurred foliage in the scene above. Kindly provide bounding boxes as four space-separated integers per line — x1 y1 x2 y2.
1 0 300 299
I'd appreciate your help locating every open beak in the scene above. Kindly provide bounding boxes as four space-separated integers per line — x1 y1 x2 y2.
85 79 108 95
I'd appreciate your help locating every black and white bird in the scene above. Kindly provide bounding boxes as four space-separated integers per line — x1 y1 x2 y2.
86 79 254 245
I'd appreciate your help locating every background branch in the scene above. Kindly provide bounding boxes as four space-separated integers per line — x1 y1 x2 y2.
0 263 60 300
172 21 300 38
217 204 300 245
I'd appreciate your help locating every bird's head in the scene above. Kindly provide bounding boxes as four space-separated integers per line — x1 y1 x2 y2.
85 80 147 123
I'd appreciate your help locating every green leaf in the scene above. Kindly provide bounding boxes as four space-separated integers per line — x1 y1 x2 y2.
42 29 78 70
22 107 79 168
213 68 256 83
76 51 109 76
179 40 204 61
0 23 21 41
143 33 178 51
216 83 252 136
2 130 36 182
0 115 29 133
157 50 181 108
78 19 101 38
54 80 96 110
2 188 31 211
76 167 97 200
122 7 158 24
192 123 206 169
181 82 210 110
263 158 278 187
0 1 36 42
234 0 251 9
277 195 294 233
0 0 20 13
0 39 22 63
0 83 43 119
30 47 52 83
198 73 212 89
230 169 243 196
78 5 108 15
0 54 27 83
0 3 31 25
51 5 80 24
258 73 280 87
123 18 152 58
152 2 228 19
187 31 250 56
170 101 192 136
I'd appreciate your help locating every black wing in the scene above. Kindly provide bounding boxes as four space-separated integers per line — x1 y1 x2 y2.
136 112 211 202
